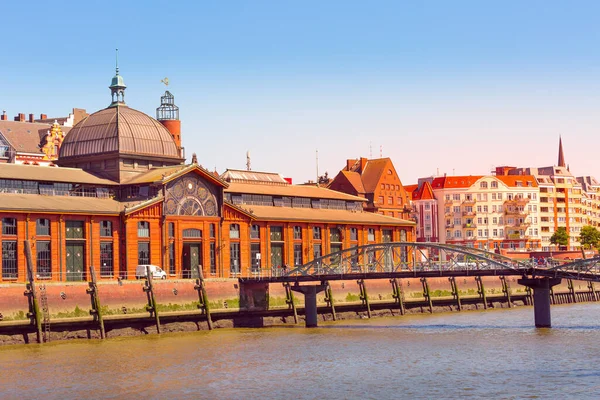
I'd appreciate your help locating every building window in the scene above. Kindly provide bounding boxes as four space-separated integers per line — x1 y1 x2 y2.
168 223 175 238
66 220 84 239
36 218 50 236
183 229 202 238
313 226 321 240
313 244 322 260
382 229 392 242
138 242 150 265
230 243 240 273
137 221 150 238
2 218 16 236
100 220 112 237
491 181 498 188
251 224 261 240
350 227 358 241
168 243 175 275
210 243 216 275
368 228 375 242
230 224 240 239
2 240 17 279
270 226 283 241
36 241 51 279
210 224 215 238
293 226 302 240
378 196 384 204
294 243 303 266
388 197 393 205
251 243 261 272
480 182 488 189
100 242 114 277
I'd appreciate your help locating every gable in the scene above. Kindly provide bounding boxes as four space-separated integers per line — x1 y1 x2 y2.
164 171 221 217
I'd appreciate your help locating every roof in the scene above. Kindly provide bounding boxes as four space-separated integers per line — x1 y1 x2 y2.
58 105 181 161
0 163 118 185
495 175 538 188
341 171 365 194
411 181 436 200
0 120 70 154
0 193 122 214
122 164 229 188
236 205 415 226
225 182 367 202
432 175 538 189
403 184 418 196
360 158 390 193
221 169 288 185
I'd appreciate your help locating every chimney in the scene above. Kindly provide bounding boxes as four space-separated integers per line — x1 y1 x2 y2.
40 113 47 120
360 157 368 172
1 110 6 121
29 114 34 123
346 159 355 171
14 113 25 122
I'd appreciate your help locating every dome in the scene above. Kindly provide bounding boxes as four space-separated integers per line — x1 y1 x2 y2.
110 74 126 89
58 105 182 161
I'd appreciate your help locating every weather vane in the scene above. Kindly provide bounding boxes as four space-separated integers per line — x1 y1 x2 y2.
161 77 169 87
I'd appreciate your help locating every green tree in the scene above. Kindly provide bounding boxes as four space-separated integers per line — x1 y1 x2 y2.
550 227 569 247
579 225 600 249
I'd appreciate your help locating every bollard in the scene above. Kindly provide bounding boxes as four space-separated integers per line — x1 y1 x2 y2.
194 266 213 330
87 266 106 339
143 265 161 334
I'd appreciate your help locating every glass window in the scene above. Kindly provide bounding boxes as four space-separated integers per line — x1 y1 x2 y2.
210 224 215 238
270 226 283 241
36 241 51 278
183 229 202 238
350 227 358 241
368 228 375 241
66 220 84 239
137 221 150 238
168 222 175 238
138 242 150 265
294 244 303 266
210 243 216 275
100 220 112 237
230 243 240 273
293 226 302 240
100 242 114 277
251 243 261 272
330 228 342 243
313 244 322 260
2 218 17 235
313 226 321 240
2 240 17 279
251 225 261 240
382 229 392 242
36 218 51 236
229 224 240 239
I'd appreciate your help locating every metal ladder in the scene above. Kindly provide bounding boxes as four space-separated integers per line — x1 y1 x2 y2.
39 285 50 342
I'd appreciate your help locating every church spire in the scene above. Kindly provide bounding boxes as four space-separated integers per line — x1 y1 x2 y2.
557 136 565 167
109 48 127 107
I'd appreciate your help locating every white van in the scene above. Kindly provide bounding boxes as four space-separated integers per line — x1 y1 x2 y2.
135 265 167 280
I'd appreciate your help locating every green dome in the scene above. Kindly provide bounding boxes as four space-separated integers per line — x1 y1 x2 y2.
110 73 126 88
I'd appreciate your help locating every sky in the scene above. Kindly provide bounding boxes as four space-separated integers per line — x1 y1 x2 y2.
2 1 600 184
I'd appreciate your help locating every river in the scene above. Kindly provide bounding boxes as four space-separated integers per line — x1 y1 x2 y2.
1 303 600 399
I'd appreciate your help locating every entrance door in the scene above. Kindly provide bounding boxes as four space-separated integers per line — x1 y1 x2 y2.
182 243 202 278
270 243 284 269
66 242 85 281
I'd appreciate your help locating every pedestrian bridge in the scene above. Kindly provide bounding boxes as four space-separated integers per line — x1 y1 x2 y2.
241 242 600 328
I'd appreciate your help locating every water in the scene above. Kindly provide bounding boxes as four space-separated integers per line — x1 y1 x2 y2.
2 304 600 399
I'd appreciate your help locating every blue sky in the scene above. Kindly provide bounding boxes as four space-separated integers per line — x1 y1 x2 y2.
3 1 600 184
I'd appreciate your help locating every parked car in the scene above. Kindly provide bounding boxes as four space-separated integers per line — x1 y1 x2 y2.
135 265 167 280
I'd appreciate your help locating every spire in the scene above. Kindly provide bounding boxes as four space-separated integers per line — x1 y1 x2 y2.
558 136 565 167
109 48 127 107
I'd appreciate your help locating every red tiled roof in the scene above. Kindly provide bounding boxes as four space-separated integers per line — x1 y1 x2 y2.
341 171 365 194
0 120 70 154
361 158 390 193
411 181 435 200
431 176 484 189
496 175 538 188
403 184 418 196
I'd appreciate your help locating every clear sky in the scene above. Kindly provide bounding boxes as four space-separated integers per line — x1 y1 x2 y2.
3 1 600 184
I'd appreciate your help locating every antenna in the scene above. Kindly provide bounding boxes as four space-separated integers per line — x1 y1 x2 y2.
115 48 119 74
316 149 319 187
246 150 251 171
380 145 382 158
161 77 169 87
369 141 372 158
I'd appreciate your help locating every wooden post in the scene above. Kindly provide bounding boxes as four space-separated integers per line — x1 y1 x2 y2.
449 277 461 311
550 286 556 305
143 265 161 334
194 265 213 330
86 266 106 339
421 277 433 313
358 279 372 318
500 276 512 308
475 276 487 309
568 279 577 303
525 286 533 306
323 281 336 321
390 278 405 315
589 282 598 302
23 240 43 344
283 282 298 324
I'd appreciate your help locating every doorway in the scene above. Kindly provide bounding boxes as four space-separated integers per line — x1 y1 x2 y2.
182 242 202 278
66 242 85 281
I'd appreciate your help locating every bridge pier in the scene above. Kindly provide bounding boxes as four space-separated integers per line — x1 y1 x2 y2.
291 283 326 328
518 277 562 328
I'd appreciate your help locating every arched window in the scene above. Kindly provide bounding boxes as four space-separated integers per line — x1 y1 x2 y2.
100 220 112 237
138 221 150 237
36 218 50 236
183 228 202 238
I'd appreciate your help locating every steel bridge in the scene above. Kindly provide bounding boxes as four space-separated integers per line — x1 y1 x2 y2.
241 242 600 328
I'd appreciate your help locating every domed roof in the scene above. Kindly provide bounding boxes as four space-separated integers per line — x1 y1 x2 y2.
110 74 126 89
59 105 181 161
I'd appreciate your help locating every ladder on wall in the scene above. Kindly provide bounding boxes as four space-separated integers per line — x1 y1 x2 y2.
39 285 50 342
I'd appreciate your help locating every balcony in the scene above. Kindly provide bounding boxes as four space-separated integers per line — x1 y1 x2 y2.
506 233 529 240
462 211 476 216
463 223 477 229
444 200 454 206
505 197 530 206
462 199 476 205
505 209 528 216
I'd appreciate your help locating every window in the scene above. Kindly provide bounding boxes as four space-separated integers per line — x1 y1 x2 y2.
36 241 51 279
100 242 114 277
230 224 240 239
453 194 461 201
330 228 342 243
138 242 150 265
294 244 303 266
66 220 84 239
230 243 240 273
168 243 175 275
378 196 384 204
209 243 216 275
293 226 302 240
2 218 16 235
168 222 175 238
382 229 392 242
350 227 358 241
313 244 322 260
491 181 498 189
36 218 50 236
480 182 488 189
388 197 393 205
137 221 149 238
2 240 17 279
368 228 375 241
210 224 215 238
250 225 260 239
183 229 202 238
251 243 261 272
270 226 283 241
100 220 112 237
313 226 322 240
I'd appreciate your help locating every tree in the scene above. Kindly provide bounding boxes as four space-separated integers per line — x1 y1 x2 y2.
550 227 569 247
579 225 600 249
